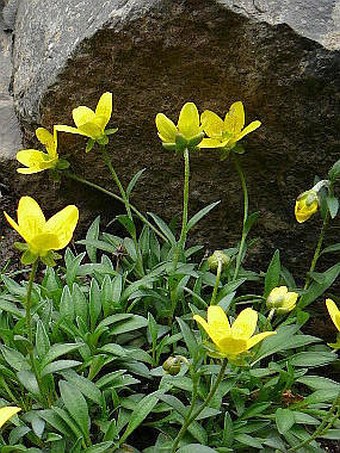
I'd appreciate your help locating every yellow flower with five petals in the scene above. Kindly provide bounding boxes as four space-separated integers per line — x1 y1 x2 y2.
199 101 261 151
193 305 276 361
56 92 115 146
155 102 204 152
4 196 79 265
0 406 21 428
16 128 59 174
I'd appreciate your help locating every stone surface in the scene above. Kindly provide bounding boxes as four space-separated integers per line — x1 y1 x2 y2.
1 0 339 279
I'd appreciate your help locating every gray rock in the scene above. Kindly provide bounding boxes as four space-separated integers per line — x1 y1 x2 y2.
2 0 340 277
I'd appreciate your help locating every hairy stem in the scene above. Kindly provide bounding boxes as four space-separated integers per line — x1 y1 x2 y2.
232 156 249 281
173 148 190 270
171 359 228 452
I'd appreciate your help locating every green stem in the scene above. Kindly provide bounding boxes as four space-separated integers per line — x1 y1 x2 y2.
64 172 168 243
303 211 330 290
211 260 223 305
173 148 190 270
232 156 249 281
26 260 39 345
287 390 340 452
171 359 228 452
101 147 133 225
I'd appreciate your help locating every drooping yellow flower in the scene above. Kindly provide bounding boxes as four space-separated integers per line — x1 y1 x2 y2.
155 102 204 152
55 92 114 144
16 128 59 174
0 406 21 428
193 306 276 360
199 101 261 151
326 299 340 332
4 196 79 263
294 189 319 223
266 286 298 314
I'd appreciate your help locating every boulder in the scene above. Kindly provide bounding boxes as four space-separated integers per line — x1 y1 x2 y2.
1 0 339 277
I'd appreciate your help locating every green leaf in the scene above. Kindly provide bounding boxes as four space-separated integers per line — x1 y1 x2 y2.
72 283 88 324
17 370 39 396
89 279 102 331
328 159 340 181
85 139 95 153
326 195 339 218
39 408 74 439
85 216 100 262
60 286 75 321
147 212 176 245
297 375 340 391
117 215 136 239
235 433 263 449
321 243 340 255
299 263 340 308
178 445 217 453
320 429 340 440
289 351 337 367
120 391 162 443
244 211 260 235
275 408 295 434
41 360 82 377
186 201 221 232
65 251 86 287
0 346 30 371
40 343 83 369
177 317 199 361
106 314 147 335
126 168 146 197
61 369 102 404
35 320 51 359
83 442 114 453
59 380 90 438
264 250 281 298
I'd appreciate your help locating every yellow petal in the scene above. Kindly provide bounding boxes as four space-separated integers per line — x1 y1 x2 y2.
224 101 245 134
55 125 90 137
95 92 112 129
193 314 211 337
236 120 261 141
17 196 46 243
72 106 96 128
326 299 340 332
207 305 230 336
36 128 57 157
201 110 224 138
78 122 104 140
198 138 226 149
177 102 200 139
246 331 276 350
4 211 21 238
155 113 177 143
29 233 61 254
45 205 79 250
0 406 21 428
17 149 46 167
231 308 257 340
217 337 248 356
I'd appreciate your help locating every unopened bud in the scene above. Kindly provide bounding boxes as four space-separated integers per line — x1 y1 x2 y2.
207 250 230 271
162 356 188 376
266 286 298 314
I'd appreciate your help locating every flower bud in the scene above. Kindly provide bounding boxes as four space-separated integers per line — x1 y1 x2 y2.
266 286 298 314
207 250 230 271
295 189 319 223
162 356 188 375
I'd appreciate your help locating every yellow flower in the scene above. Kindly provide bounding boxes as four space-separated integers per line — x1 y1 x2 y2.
325 299 340 349
326 299 340 332
16 128 59 174
0 406 21 428
266 286 298 313
55 92 114 144
193 305 276 360
199 101 261 151
4 196 79 264
295 189 319 223
155 102 204 152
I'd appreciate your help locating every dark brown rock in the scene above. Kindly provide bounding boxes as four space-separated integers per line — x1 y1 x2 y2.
1 0 339 280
